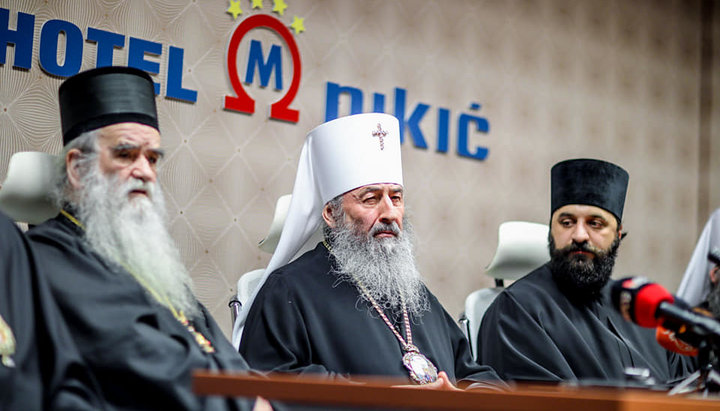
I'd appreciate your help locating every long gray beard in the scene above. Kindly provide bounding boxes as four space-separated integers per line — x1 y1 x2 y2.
75 166 199 318
327 217 429 319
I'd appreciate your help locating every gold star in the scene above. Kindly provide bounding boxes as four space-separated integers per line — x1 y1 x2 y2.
290 16 305 34
272 0 288 16
227 0 242 19
252 0 263 9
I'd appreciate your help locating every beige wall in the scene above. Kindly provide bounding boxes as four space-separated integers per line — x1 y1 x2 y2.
707 1 720 220
0 0 716 338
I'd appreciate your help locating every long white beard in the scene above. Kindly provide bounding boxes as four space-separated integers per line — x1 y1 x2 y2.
75 166 199 318
327 217 429 319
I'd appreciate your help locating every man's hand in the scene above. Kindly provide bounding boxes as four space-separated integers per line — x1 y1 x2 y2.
393 371 462 391
252 396 273 411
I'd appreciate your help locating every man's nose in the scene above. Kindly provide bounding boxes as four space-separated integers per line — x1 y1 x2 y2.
130 156 156 183
571 223 590 243
377 195 401 224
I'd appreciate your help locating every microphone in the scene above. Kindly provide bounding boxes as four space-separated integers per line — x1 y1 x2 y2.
656 326 698 356
611 277 674 327
611 277 720 347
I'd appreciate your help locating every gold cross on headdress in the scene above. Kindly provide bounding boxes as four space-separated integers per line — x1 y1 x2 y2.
372 123 387 150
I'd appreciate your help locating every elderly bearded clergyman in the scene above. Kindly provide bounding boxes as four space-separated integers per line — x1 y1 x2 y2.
26 66 269 411
237 113 503 390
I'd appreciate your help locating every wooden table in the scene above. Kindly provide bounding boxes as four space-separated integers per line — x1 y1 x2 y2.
193 371 720 410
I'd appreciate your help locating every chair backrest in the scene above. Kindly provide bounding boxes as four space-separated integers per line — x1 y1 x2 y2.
461 288 503 360
485 221 550 281
462 221 549 360
236 269 265 307
0 151 59 224
257 195 292 253
232 194 323 330
258 194 323 259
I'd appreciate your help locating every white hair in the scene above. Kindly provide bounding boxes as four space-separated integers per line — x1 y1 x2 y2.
325 197 429 319
50 129 100 209
60 132 199 318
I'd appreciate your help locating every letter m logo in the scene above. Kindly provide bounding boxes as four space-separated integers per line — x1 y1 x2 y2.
244 39 282 90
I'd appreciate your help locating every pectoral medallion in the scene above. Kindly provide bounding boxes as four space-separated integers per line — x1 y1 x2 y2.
348 272 438 385
0 314 16 368
402 345 438 384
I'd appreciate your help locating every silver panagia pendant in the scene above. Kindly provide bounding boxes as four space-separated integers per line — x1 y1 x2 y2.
402 345 438 384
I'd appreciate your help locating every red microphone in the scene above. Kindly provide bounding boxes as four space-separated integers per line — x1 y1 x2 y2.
612 277 720 349
611 277 674 327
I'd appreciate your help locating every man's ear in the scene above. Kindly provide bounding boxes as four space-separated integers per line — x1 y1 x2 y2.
711 266 720 285
322 204 336 228
617 224 626 240
65 148 84 190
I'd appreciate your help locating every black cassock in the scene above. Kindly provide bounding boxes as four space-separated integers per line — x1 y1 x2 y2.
27 213 257 410
477 264 693 385
240 243 503 387
0 211 103 409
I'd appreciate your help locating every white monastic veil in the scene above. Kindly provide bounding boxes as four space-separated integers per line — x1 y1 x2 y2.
231 113 403 348
677 208 720 306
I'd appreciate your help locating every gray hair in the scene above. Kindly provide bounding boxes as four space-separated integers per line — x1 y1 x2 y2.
50 129 100 208
323 194 344 238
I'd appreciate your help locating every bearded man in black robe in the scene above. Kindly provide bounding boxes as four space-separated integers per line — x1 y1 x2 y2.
26 66 269 411
478 159 692 386
237 113 503 390
0 210 104 409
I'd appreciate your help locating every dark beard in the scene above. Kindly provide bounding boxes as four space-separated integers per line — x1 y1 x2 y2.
549 234 620 301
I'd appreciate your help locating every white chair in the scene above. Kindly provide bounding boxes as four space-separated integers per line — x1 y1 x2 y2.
235 269 265 311
256 194 292 254
257 194 323 258
460 221 549 360
0 151 59 225
230 194 323 325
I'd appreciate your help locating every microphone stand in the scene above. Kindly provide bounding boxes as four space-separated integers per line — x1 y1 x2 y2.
669 340 720 396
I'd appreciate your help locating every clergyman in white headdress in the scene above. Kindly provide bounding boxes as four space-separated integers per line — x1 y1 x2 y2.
677 209 720 307
237 113 503 389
